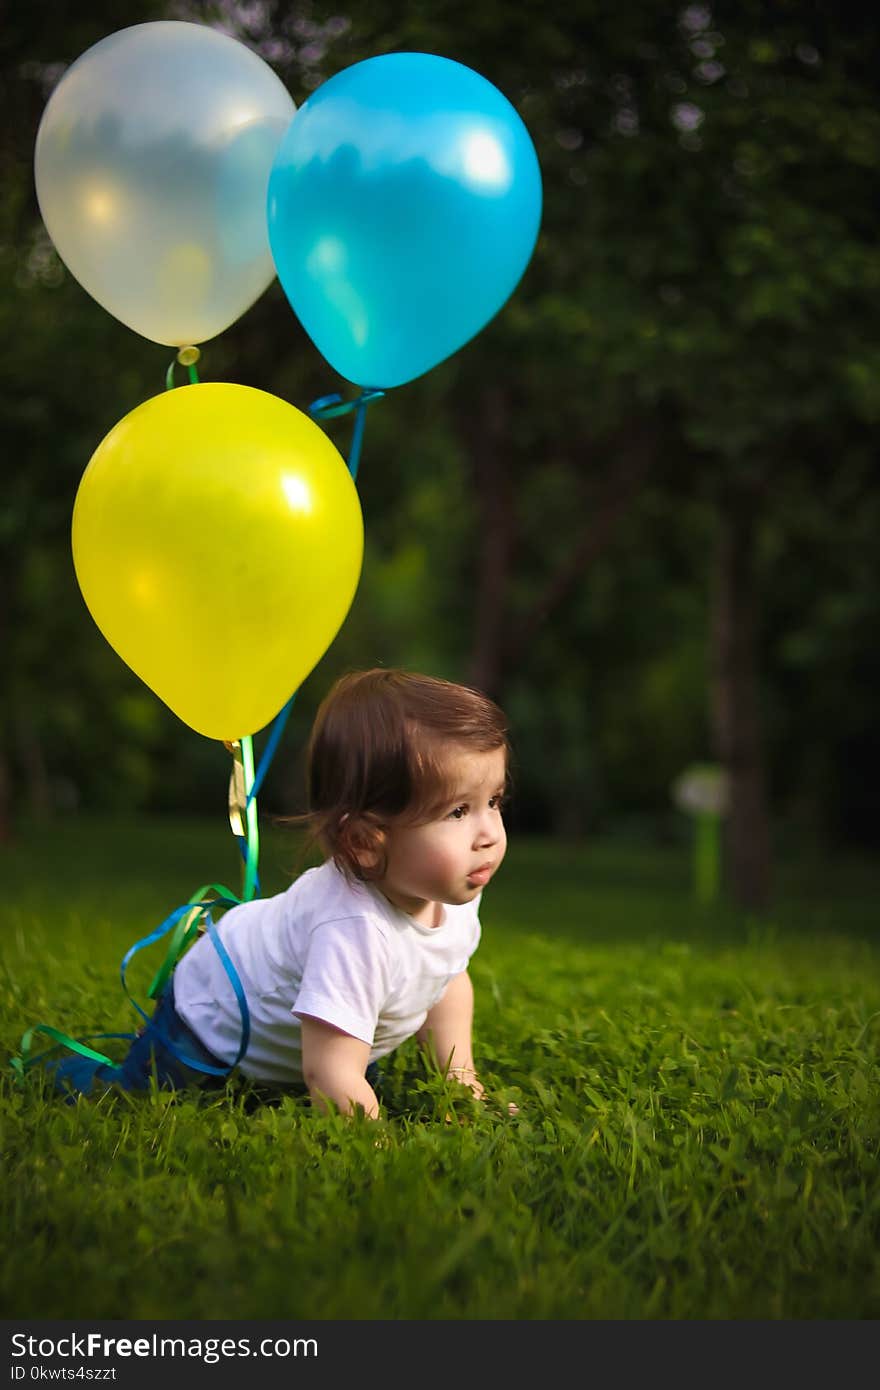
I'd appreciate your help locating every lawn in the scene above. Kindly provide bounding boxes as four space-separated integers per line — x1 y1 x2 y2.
1 815 878 1319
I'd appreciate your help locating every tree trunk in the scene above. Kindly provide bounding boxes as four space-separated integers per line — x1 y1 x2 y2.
0 747 11 844
710 495 772 911
465 385 514 697
16 705 53 821
503 424 655 678
464 408 656 701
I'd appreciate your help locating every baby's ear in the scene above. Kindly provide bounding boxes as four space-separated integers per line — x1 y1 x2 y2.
339 813 385 875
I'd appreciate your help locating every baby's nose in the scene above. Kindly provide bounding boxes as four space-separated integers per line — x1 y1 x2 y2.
473 814 499 846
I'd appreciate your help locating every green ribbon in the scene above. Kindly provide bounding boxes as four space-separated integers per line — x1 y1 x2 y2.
146 882 241 1003
227 737 260 903
11 1025 122 1075
165 346 201 391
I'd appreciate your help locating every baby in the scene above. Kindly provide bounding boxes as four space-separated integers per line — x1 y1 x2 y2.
52 668 509 1117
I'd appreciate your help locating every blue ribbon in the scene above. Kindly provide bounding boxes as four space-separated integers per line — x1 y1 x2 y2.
120 894 250 1077
308 388 384 482
147 917 251 1078
246 693 296 810
240 387 384 810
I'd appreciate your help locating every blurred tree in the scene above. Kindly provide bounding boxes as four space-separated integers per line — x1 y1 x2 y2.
259 0 880 907
3 0 879 920
1 1 167 839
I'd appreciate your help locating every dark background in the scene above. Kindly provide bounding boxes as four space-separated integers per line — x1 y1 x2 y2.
3 1 879 910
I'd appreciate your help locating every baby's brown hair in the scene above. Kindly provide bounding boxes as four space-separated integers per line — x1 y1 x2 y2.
305 668 509 882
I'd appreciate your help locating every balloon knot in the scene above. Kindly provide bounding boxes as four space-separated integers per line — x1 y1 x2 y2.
308 389 384 420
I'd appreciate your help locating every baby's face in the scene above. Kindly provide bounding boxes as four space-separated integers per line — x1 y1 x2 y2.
378 745 508 921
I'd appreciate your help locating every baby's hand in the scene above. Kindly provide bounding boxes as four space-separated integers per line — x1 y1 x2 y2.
446 1064 484 1099
447 1067 520 1117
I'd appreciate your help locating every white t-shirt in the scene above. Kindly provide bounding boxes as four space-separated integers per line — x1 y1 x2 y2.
172 859 482 1084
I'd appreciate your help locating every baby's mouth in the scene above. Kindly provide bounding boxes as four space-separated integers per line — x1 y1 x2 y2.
466 864 493 886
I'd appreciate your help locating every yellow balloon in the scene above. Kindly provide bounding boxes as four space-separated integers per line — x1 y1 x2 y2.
72 383 364 740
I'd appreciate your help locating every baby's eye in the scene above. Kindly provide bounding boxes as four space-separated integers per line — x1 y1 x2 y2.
447 804 468 820
489 794 505 811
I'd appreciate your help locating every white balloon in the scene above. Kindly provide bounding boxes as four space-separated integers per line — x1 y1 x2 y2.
34 21 295 346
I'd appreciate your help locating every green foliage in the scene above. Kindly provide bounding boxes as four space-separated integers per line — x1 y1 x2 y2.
3 1 880 846
1 819 879 1318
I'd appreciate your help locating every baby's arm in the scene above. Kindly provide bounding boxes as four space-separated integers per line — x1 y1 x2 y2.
300 1016 379 1118
416 971 484 1100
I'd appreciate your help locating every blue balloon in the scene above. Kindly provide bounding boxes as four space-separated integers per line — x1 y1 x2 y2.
267 52 542 388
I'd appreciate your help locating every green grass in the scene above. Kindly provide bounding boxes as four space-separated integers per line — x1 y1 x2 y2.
1 815 879 1319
